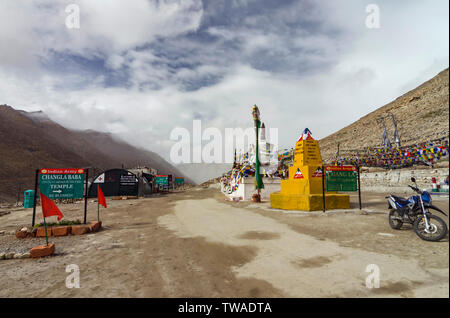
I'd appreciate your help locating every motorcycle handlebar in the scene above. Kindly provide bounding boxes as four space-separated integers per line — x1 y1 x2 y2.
408 184 422 194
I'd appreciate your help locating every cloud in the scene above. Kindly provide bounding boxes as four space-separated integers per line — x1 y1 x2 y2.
0 0 448 165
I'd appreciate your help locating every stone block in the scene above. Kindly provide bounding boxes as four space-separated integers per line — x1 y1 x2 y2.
71 225 90 235
36 227 52 237
89 221 102 233
52 226 71 237
30 243 55 258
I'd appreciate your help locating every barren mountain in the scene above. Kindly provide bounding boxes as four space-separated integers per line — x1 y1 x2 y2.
0 105 193 202
319 68 449 162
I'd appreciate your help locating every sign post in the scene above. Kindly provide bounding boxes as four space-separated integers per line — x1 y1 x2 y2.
325 165 360 209
33 168 86 225
43 215 49 246
357 165 362 210
39 168 85 199
321 165 326 212
155 175 169 191
83 168 89 224
325 166 358 192
175 177 184 188
32 169 39 227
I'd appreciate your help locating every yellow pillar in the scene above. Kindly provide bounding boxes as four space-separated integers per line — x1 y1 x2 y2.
270 134 350 211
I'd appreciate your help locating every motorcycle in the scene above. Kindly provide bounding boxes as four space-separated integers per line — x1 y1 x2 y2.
387 177 448 241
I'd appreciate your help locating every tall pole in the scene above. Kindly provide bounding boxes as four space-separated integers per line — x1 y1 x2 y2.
392 114 401 148
83 168 89 224
322 165 326 212
252 105 264 201
43 216 49 246
357 165 362 210
97 196 100 222
381 117 391 148
32 169 39 227
256 123 260 198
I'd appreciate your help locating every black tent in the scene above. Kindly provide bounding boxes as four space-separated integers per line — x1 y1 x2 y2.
88 169 139 198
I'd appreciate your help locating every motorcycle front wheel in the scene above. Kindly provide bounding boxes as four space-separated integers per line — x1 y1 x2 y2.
413 214 448 241
388 209 403 229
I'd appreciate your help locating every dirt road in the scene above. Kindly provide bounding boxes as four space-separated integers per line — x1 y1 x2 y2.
0 187 448 297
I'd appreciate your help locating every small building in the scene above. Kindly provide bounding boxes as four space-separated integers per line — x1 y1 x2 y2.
128 167 157 196
88 169 139 198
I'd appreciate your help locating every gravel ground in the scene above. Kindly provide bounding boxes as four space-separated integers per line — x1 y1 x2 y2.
0 187 448 297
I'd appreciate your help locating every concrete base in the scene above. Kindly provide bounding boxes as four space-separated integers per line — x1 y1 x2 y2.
223 177 281 201
270 192 350 211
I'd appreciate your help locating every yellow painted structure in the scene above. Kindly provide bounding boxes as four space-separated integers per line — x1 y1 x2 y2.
270 138 350 211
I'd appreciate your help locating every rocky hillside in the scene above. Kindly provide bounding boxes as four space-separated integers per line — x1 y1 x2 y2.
319 68 449 162
0 105 194 202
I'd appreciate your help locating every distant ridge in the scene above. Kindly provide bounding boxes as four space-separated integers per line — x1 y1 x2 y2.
319 68 449 161
0 105 194 202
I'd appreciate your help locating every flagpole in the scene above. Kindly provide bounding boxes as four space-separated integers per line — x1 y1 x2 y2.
43 217 49 246
252 105 264 201
256 121 260 198
97 185 100 222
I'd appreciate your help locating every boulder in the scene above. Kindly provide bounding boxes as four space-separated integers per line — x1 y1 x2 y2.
0 252 5 260
30 243 55 258
15 230 28 239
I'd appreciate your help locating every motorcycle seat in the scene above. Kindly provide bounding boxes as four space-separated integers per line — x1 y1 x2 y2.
391 195 409 205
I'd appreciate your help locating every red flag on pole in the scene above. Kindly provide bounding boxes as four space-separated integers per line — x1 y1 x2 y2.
98 185 107 208
40 192 64 221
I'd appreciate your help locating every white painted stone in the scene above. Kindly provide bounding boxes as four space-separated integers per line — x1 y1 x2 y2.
223 177 281 201
377 232 395 237
5 252 15 259
360 168 449 192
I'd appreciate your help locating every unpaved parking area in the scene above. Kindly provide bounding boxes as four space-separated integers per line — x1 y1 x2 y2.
0 187 448 297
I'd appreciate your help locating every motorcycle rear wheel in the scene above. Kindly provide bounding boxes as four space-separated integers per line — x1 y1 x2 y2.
414 214 448 241
388 209 403 230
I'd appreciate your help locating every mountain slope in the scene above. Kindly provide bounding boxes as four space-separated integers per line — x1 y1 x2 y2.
319 68 449 161
0 105 193 202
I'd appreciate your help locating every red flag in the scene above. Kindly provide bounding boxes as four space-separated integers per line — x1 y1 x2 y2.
40 192 64 221
98 185 107 208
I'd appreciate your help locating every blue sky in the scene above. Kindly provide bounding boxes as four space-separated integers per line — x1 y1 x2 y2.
0 0 448 163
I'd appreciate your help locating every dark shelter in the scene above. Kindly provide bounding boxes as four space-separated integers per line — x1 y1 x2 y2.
88 169 139 198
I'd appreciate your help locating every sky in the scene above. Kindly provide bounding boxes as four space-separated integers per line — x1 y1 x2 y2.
0 0 448 165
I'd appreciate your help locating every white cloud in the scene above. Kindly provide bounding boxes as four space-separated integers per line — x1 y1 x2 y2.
0 0 203 68
0 0 448 166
